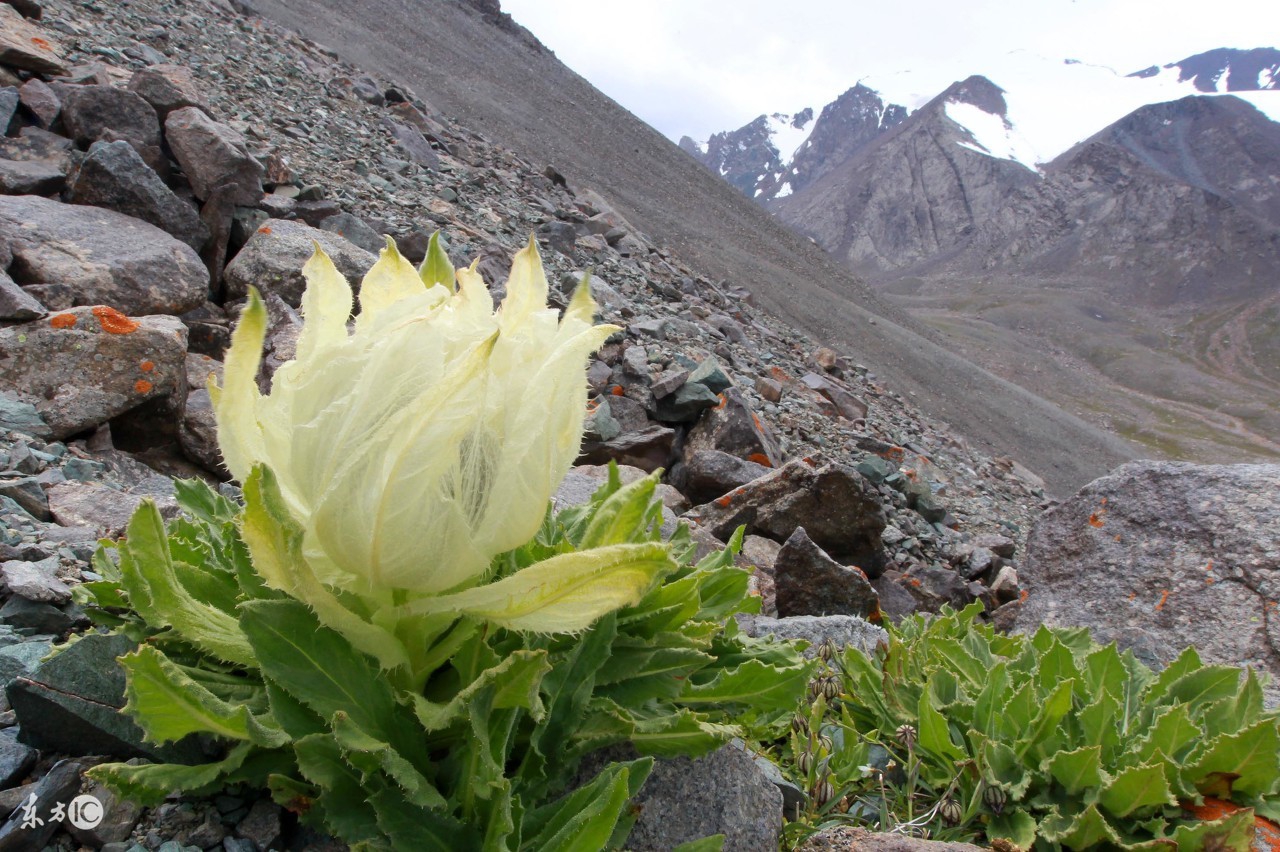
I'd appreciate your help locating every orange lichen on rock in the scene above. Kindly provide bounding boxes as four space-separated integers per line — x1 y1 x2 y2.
1018 589 1030 603
610 385 625 397
1088 512 1105 528
30 37 51 50
881 446 906 463
139 360 156 373
1155 589 1169 612
746 453 773 468
258 225 273 235
93 306 139 334
49 313 76 329
134 379 154 395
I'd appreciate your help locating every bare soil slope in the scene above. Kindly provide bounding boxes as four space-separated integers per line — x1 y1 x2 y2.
245 0 1139 493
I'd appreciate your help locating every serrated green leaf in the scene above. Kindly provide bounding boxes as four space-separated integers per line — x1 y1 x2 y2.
292 734 387 846
412 650 551 732
917 687 966 764
116 501 255 666
1019 678 1075 763
579 473 661 549
87 741 256 807
1123 703 1201 772
174 477 240 524
1167 806 1255 852
1039 802 1122 850
1077 691 1121 759
120 645 286 748
1099 761 1176 818
679 658 809 711
523 758 653 852
1084 643 1127 699
330 712 447 810
1143 645 1203 706
932 637 987 688
1200 668 1265 740
998 679 1037 741
1160 665 1246 716
240 599 423 764
1045 745 1107 796
1036 636 1084 697
987 808 1037 848
1186 718 1280 797
976 734 1032 798
973 661 1011 737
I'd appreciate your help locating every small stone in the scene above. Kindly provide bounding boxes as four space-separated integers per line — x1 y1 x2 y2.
0 596 72 634
774 527 880 619
235 799 282 851
0 5 68 75
0 556 70 604
0 729 34 787
165 106 265 205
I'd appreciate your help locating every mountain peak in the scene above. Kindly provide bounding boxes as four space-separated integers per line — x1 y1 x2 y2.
940 75 1009 116
1129 46 1280 92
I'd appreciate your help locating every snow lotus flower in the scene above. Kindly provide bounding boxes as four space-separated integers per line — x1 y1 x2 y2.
210 235 669 658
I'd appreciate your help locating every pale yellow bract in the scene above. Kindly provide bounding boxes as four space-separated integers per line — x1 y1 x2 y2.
208 235 664 639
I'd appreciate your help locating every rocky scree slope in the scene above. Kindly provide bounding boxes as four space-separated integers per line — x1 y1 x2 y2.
0 0 1053 846
238 0 1140 495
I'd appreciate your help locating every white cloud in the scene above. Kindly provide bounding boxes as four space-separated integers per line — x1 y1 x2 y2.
501 0 1279 141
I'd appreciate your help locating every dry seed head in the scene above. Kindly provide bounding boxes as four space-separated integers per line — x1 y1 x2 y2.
896 724 917 749
983 783 1007 815
938 797 963 826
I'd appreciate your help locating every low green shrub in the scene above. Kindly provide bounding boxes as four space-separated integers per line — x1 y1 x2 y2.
767 603 1280 851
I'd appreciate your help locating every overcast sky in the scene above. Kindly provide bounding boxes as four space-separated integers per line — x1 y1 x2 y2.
501 1 1279 143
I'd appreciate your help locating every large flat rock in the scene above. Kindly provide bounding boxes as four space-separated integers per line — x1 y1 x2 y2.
0 195 208 315
1013 461 1280 703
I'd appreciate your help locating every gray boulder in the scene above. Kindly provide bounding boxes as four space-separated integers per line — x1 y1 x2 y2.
580 741 781 852
684 448 771 505
1012 461 1280 704
774 527 880 619
17 77 59 128
58 83 162 169
0 306 187 440
223 218 375 306
685 386 782 467
67 140 208 250
690 459 887 576
0 195 208 315
165 106 264 205
741 613 887 659
127 63 209 120
0 4 68 75
7 632 208 762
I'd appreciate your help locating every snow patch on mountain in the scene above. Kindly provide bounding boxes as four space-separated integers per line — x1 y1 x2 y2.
944 101 1039 171
766 112 812 161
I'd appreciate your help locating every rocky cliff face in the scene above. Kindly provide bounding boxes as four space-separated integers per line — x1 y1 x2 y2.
1130 46 1280 92
774 76 1040 277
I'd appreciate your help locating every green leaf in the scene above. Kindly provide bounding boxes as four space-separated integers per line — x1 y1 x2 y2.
679 658 809 711
1142 645 1203 706
1036 636 1084 697
1018 678 1075 763
120 645 286 747
1123 703 1201 770
1099 761 1176 818
976 734 1032 798
1084 642 1127 700
1166 806 1255 852
87 741 256 807
1039 802 1122 850
330 711 447 810
672 837 725 852
1160 665 1246 716
987 809 1037 849
174 477 240 524
412 650 551 732
1185 718 1280 797
1045 745 1107 796
1200 668 1265 740
917 687 966 764
523 758 653 852
578 473 660 549
1077 691 1121 759
368 783 481 852
419 230 456 290
973 662 1011 737
240 599 423 764
292 733 387 846
116 501 256 666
